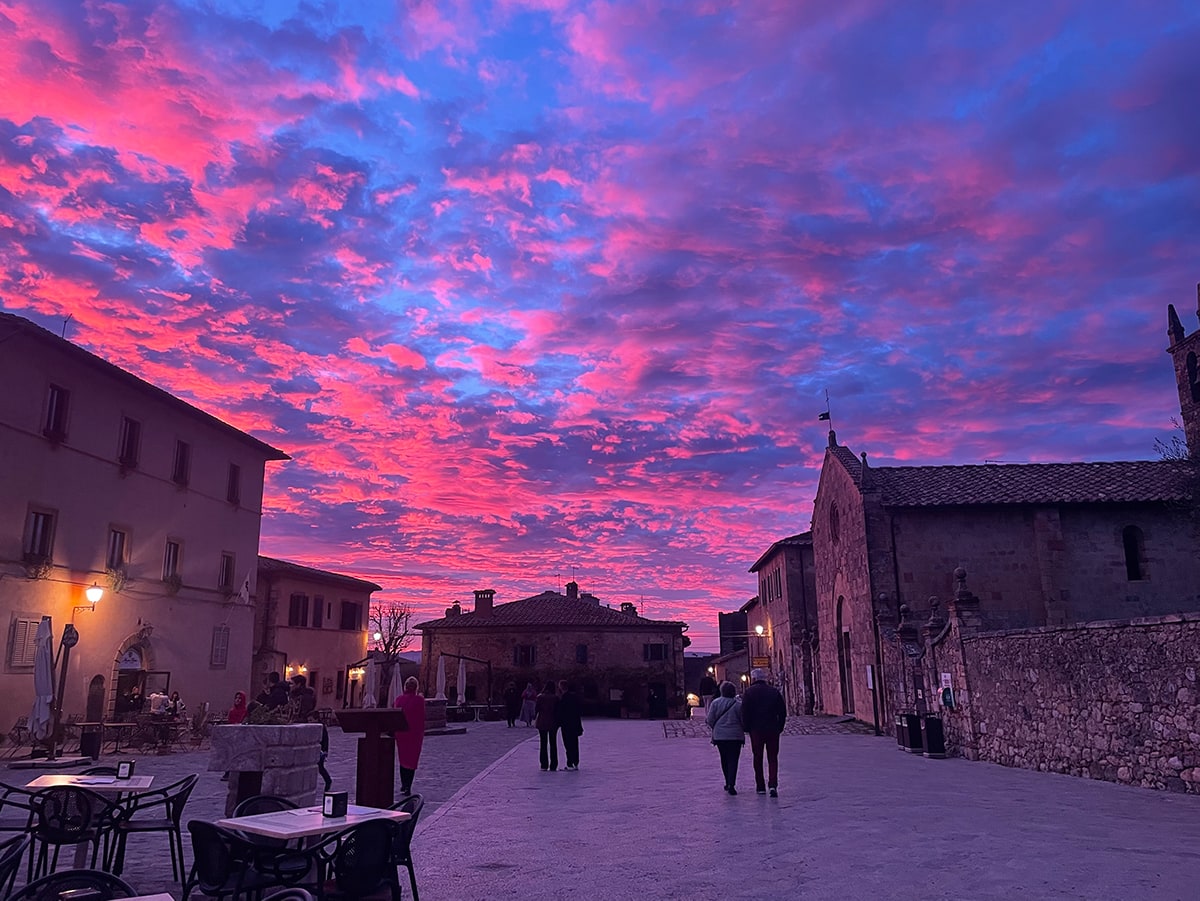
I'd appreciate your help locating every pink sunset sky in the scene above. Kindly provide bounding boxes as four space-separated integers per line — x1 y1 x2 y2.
2 1 1198 650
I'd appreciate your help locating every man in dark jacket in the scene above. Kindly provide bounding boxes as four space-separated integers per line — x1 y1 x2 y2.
557 680 583 770
741 669 787 797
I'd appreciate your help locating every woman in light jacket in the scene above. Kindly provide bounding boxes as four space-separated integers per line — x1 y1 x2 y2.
705 681 744 795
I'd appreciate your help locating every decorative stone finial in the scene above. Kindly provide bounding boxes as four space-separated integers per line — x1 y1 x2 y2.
1169 303 1186 345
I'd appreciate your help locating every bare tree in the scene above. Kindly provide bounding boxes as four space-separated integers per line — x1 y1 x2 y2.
369 603 414 707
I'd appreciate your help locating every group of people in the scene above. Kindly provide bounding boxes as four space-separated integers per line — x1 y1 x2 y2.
705 669 787 797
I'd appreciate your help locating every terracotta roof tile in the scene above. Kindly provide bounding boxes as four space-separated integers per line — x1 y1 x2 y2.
257 555 382 592
416 591 685 630
870 460 1192 507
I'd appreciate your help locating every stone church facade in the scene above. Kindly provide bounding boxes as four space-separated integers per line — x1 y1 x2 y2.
794 291 1200 772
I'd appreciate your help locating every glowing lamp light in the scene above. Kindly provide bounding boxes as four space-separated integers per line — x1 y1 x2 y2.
299 665 307 673
373 631 382 641
85 583 104 605
285 664 295 675
706 666 714 674
740 674 748 682
754 625 764 636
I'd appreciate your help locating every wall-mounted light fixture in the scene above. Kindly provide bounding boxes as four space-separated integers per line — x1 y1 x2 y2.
754 625 764 636
74 582 104 617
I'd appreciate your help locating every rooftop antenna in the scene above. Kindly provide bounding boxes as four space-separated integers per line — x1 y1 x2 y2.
61 314 72 339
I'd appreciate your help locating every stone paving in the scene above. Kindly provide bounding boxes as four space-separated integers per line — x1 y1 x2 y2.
6 718 1200 900
663 712 876 739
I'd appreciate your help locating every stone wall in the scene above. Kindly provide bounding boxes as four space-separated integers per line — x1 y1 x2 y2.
920 580 1200 794
209 723 323 815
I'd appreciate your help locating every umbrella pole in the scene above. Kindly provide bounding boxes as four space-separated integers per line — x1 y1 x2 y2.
49 625 79 761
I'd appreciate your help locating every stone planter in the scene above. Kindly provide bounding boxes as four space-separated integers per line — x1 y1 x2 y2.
209 723 322 816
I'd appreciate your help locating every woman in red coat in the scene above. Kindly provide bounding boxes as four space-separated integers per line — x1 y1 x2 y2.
393 677 426 795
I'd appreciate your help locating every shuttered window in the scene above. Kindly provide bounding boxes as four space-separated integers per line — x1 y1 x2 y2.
210 626 230 668
10 619 40 667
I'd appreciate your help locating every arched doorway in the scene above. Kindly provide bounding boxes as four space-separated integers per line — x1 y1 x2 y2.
836 597 854 715
86 675 106 722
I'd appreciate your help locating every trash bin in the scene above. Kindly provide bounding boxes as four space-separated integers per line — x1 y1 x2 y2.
79 727 102 760
896 713 923 753
921 714 946 759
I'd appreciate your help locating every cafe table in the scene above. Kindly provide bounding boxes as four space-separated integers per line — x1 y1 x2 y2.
25 773 156 866
216 803 409 841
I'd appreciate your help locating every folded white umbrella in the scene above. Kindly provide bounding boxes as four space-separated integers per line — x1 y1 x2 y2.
457 658 467 706
435 654 446 699
29 617 54 741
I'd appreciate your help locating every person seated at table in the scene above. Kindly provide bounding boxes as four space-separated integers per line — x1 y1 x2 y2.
166 690 186 717
256 672 292 711
290 674 317 722
148 690 171 716
227 691 248 724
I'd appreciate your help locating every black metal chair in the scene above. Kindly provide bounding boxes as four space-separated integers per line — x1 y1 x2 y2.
0 782 36 835
0 833 29 897
10 868 135 901
389 793 424 901
108 773 198 881
263 890 314 901
184 820 275 901
26 785 113 881
314 820 403 901
231 794 304 855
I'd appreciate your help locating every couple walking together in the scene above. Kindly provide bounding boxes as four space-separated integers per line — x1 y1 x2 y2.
534 680 584 771
706 669 786 796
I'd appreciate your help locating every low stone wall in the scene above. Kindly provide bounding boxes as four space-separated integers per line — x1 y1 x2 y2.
209 723 323 815
960 613 1200 793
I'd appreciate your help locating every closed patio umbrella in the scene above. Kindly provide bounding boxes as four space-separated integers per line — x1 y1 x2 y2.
457 658 467 706
435 654 446 699
29 616 54 742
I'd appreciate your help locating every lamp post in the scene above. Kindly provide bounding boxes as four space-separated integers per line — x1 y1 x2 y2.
50 583 104 759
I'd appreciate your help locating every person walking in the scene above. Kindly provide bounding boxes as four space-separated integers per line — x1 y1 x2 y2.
393 677 427 795
520 681 538 727
741 668 787 797
534 680 559 771
706 681 744 794
557 680 583 770
503 681 521 728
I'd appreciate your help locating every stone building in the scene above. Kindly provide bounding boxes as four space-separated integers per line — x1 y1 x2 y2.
0 311 289 734
253 555 380 711
806 297 1200 735
748 532 818 715
415 583 688 718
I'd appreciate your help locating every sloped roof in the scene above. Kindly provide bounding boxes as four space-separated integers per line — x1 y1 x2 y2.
257 555 382 592
749 532 811 573
416 591 685 630
825 440 1192 507
0 311 289 460
870 460 1191 506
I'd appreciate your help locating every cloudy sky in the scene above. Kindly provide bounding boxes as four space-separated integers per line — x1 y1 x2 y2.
2 0 1197 649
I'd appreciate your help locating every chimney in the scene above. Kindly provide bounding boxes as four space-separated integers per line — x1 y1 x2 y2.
474 588 495 617
445 601 461 618
566 581 579 600
620 602 638 616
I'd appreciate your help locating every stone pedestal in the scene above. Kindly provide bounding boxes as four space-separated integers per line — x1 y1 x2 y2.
209 724 322 816
424 698 448 731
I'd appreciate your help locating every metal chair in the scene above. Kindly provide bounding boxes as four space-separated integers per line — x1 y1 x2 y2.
4 716 29 757
314 820 403 901
26 785 113 881
184 820 275 901
0 782 36 835
389 793 424 901
108 773 198 881
10 868 135 901
262 890 315 901
0 833 29 897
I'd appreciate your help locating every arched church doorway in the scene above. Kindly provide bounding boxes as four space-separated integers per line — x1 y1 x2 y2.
836 597 854 715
